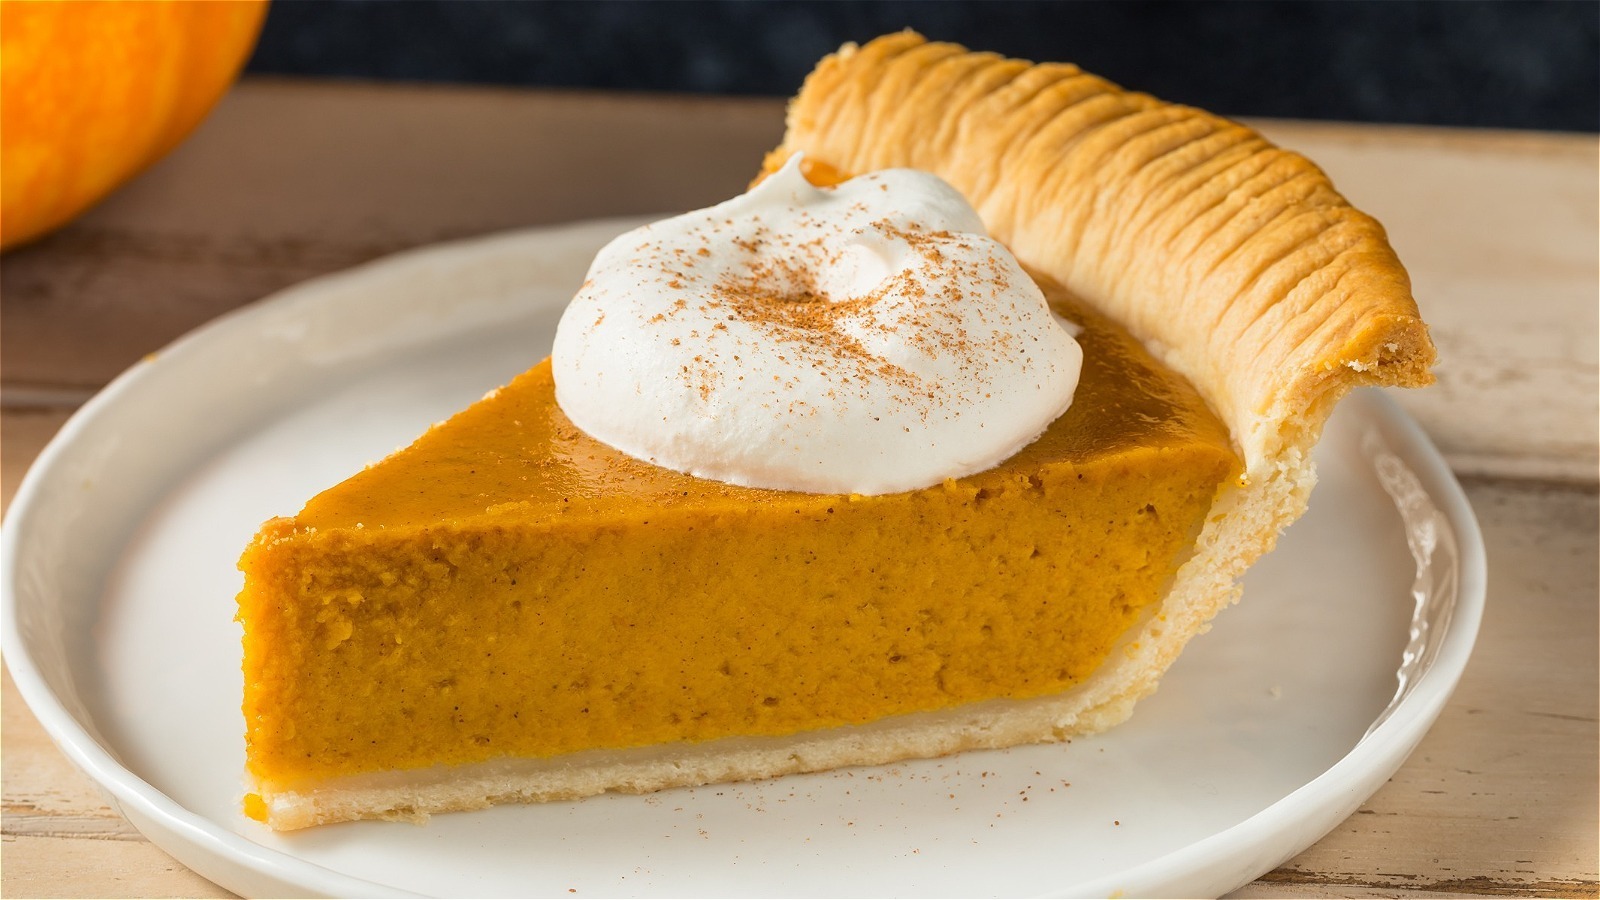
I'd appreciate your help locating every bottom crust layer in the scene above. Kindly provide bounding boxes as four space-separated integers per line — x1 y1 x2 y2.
259 676 1145 831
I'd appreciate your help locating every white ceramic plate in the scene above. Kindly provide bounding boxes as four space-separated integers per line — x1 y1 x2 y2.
3 220 1485 899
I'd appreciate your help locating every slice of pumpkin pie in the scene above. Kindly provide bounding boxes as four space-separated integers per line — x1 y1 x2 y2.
237 32 1434 830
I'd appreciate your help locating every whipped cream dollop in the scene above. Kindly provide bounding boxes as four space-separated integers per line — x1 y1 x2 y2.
550 155 1082 495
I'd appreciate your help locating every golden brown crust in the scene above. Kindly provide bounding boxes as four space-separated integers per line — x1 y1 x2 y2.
765 31 1435 473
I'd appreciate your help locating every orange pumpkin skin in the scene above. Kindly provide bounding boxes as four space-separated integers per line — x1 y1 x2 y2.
1 0 268 250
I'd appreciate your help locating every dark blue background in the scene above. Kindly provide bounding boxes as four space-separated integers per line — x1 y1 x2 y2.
246 0 1599 132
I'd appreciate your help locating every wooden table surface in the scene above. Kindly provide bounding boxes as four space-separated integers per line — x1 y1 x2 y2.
2 78 1596 899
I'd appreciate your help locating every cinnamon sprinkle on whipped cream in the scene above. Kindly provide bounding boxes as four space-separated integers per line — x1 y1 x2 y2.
551 154 1082 495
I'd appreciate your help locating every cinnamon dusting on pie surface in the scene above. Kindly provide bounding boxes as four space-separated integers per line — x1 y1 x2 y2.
634 208 1034 425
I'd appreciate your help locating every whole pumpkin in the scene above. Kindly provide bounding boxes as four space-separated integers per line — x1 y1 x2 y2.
1 0 268 251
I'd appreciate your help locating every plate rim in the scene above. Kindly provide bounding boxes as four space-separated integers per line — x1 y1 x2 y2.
1 220 1487 899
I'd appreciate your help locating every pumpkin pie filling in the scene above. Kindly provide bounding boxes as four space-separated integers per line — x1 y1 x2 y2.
240 283 1236 796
